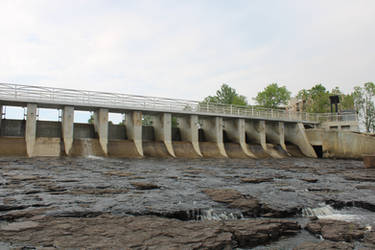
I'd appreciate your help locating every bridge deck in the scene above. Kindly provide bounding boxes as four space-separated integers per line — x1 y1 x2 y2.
0 83 355 124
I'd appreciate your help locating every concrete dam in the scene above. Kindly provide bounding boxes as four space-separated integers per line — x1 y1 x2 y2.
0 83 374 159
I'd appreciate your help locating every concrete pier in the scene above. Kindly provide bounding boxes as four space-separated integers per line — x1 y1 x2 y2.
93 108 109 155
266 121 289 154
25 104 37 157
153 113 175 157
177 115 202 157
285 123 317 158
200 116 228 157
224 118 256 158
246 120 267 151
62 106 74 156
125 111 143 157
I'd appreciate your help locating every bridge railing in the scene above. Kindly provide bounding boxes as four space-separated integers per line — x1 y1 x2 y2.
0 83 357 123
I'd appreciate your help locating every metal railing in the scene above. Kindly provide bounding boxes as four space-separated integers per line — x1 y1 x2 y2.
0 83 357 123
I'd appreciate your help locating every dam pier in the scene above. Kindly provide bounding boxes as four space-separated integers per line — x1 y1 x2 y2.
0 83 373 159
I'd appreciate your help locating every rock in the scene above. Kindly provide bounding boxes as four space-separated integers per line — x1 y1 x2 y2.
241 177 273 183
301 178 318 183
0 221 40 232
203 189 299 217
294 240 354 250
225 219 300 248
363 155 375 168
0 215 300 249
104 171 134 177
131 182 160 190
306 219 365 242
364 231 375 247
203 189 243 203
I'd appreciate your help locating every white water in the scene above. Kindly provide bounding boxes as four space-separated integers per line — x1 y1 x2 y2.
199 208 244 221
302 205 374 229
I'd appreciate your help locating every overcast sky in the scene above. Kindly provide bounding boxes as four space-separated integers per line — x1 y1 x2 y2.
1 0 375 105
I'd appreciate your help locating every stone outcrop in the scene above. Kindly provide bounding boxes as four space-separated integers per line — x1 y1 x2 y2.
306 219 365 242
0 215 300 249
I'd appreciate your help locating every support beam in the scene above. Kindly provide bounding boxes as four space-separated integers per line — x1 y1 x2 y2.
62 106 74 156
93 108 108 156
224 118 256 158
245 120 267 151
266 121 289 153
285 122 317 158
25 104 37 157
153 113 175 157
125 111 143 157
177 114 202 157
201 116 228 157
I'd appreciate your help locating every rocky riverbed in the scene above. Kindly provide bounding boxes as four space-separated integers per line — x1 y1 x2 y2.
0 156 375 249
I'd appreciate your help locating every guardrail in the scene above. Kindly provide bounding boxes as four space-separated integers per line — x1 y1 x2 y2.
0 83 357 123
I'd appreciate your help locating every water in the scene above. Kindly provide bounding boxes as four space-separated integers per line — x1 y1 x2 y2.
199 208 244 221
302 205 375 228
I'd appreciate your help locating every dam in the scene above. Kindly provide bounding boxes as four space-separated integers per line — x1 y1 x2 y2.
0 82 373 159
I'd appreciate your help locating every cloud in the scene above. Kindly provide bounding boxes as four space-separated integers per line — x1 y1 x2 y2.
0 0 374 105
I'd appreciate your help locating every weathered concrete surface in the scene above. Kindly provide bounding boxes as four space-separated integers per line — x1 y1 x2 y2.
25 104 37 157
0 137 26 156
246 120 283 158
69 138 106 156
125 111 143 157
306 129 375 159
200 116 228 157
33 137 61 157
224 118 256 158
62 106 74 156
153 113 175 157
143 141 171 158
173 141 201 158
285 123 317 158
93 108 109 156
108 140 142 158
266 121 289 154
177 115 202 157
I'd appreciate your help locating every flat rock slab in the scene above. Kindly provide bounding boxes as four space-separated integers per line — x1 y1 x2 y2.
294 240 354 250
131 182 160 190
1 221 40 232
306 219 365 242
0 215 300 249
241 177 274 183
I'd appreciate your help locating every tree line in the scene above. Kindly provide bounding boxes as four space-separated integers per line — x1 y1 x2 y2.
202 82 375 133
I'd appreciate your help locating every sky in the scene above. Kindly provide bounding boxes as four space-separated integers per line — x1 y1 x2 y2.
1 0 375 121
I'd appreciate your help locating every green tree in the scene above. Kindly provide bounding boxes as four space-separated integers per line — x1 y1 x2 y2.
255 83 291 108
202 84 248 106
353 82 375 133
297 85 354 113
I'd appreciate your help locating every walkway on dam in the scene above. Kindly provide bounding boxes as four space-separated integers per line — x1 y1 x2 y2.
0 83 354 124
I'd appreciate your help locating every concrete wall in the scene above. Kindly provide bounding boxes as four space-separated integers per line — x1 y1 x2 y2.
305 129 375 159
2 105 374 159
0 119 25 137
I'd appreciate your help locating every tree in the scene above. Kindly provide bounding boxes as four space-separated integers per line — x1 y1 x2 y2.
255 83 291 108
202 84 248 106
297 84 354 113
353 82 375 133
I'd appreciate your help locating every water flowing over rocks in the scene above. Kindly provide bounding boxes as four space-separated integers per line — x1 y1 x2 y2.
0 157 375 248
